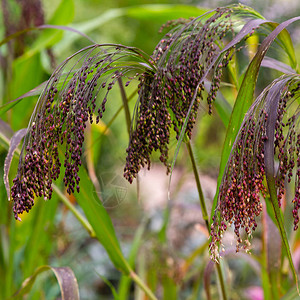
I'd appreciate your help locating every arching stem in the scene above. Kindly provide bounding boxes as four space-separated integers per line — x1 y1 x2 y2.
186 139 228 300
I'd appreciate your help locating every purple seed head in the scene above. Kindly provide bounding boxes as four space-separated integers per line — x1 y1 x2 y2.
210 76 300 261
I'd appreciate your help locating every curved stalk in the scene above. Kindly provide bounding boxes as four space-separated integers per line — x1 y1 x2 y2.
52 185 96 238
186 140 209 229
263 84 299 295
118 78 141 203
118 77 131 136
216 263 227 300
130 270 158 300
265 174 299 295
186 139 227 300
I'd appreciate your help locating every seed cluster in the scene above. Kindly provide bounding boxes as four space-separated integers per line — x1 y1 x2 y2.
210 76 300 260
124 7 243 183
210 114 267 256
11 45 150 219
11 6 261 219
274 83 300 230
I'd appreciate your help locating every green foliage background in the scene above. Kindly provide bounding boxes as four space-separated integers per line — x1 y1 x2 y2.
2 0 300 299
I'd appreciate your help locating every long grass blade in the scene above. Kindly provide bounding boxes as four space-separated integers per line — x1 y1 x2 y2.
98 274 120 300
118 219 147 300
0 82 47 116
75 167 131 274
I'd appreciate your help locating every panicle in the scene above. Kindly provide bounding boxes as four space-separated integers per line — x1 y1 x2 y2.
124 6 252 183
210 75 300 261
11 44 150 219
11 5 262 219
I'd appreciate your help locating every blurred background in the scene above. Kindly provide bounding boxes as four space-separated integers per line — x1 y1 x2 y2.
2 0 300 299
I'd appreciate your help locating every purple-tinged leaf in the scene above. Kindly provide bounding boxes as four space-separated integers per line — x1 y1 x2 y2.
0 119 14 142
4 128 27 201
262 56 296 74
264 22 297 68
222 19 267 52
263 79 299 293
0 23 94 48
52 267 80 300
264 81 287 178
0 28 32 48
38 24 95 43
169 14 267 185
0 82 47 116
213 16 300 222
13 265 79 300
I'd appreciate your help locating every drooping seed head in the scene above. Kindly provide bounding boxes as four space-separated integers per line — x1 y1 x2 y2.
124 5 261 183
11 44 152 219
210 75 300 261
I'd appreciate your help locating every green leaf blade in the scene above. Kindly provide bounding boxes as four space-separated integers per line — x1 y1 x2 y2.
75 167 131 275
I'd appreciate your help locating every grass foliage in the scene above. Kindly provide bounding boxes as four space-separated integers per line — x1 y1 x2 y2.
2 1 300 299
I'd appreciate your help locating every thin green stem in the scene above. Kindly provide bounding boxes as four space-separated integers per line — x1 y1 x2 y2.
130 270 158 300
186 139 209 229
186 139 227 300
118 77 141 202
264 106 299 295
118 78 153 296
269 271 280 300
118 77 131 136
266 175 299 295
216 263 227 300
52 185 96 238
85 88 138 150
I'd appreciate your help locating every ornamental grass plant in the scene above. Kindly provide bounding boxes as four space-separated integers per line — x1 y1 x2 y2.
2 1 300 299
